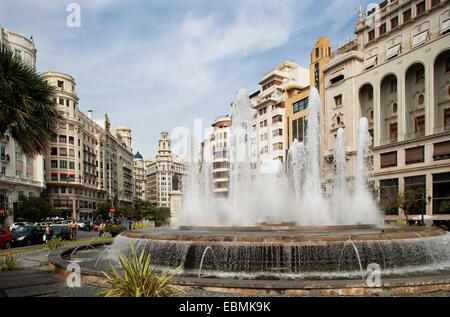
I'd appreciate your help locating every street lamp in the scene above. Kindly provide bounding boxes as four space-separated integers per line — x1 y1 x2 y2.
421 193 432 226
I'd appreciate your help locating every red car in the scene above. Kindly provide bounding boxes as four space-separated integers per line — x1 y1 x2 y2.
0 228 12 249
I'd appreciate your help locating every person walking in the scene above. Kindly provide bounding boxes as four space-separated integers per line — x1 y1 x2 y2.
99 221 105 237
69 219 79 241
44 223 54 244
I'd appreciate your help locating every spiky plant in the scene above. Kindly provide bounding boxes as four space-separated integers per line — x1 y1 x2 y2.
0 252 19 272
47 237 66 250
0 45 59 157
99 243 183 297
132 220 152 230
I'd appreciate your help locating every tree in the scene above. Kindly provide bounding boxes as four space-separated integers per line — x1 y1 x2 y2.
383 188 425 223
137 201 171 227
0 45 59 157
95 202 112 220
14 196 59 222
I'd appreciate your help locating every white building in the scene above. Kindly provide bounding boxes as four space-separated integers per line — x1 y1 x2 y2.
251 61 309 168
133 151 146 202
0 26 45 215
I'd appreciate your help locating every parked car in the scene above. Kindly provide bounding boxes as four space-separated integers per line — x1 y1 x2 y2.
50 225 70 240
11 225 45 247
0 228 12 249
8 222 33 232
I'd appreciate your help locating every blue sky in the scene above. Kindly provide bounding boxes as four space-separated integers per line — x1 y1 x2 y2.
0 0 374 158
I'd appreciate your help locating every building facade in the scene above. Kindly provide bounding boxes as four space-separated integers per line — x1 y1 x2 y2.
0 27 45 216
145 132 186 207
42 72 135 220
285 38 334 151
322 0 450 220
133 151 146 202
211 115 231 198
251 61 309 168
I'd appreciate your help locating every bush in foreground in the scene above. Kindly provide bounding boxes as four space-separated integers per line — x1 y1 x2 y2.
99 243 182 297
0 253 19 272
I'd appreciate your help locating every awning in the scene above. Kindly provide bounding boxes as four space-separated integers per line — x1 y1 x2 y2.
60 173 67 176
386 44 401 60
364 55 377 69
412 30 428 48
69 174 75 177
441 18 450 34
51 173 58 176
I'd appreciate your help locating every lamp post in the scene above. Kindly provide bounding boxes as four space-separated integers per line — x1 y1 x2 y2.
421 193 432 226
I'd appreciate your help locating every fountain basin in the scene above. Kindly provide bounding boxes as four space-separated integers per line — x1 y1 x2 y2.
112 226 450 275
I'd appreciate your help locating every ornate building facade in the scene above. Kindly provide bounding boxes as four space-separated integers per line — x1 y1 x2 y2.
42 72 135 220
322 0 450 220
145 132 185 207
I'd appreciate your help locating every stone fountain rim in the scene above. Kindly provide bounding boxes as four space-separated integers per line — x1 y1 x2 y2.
121 226 446 246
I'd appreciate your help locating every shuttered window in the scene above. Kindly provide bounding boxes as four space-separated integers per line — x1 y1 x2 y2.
405 146 424 164
380 151 397 168
434 141 450 160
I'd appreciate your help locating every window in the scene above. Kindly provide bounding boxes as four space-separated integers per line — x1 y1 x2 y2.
51 160 58 168
69 136 74 144
272 129 283 137
445 58 450 72
334 95 343 107
292 119 297 143
330 75 344 84
69 149 75 157
380 151 397 168
1 167 6 175
60 161 67 169
445 109 450 130
390 80 397 92
69 161 75 169
380 179 399 215
57 81 64 89
315 47 319 58
293 97 309 113
403 9 411 23
405 146 425 164
419 94 425 105
59 135 67 143
368 89 373 100
379 23 386 36
59 148 67 156
390 123 398 142
431 0 441 7
393 103 398 113
58 98 64 105
391 16 398 29
14 49 21 59
416 68 425 82
416 1 425 15
415 116 425 136
272 115 282 124
368 30 375 42
51 147 57 155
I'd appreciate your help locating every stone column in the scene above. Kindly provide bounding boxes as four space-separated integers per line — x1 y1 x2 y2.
169 190 181 227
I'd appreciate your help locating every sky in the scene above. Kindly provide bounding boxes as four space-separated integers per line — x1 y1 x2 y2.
0 0 375 159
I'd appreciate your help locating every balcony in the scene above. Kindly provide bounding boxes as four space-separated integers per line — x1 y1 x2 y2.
0 153 10 163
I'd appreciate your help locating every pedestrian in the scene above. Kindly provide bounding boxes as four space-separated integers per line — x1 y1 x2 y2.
44 223 54 244
69 219 79 241
99 222 104 237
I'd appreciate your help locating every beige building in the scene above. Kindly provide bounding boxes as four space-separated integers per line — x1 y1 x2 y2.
322 0 450 220
0 27 45 216
146 132 186 207
251 61 309 167
42 72 135 220
133 151 146 202
211 115 232 198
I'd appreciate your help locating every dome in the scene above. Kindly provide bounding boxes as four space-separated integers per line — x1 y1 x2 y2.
134 151 143 159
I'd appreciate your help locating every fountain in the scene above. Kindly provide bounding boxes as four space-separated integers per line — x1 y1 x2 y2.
66 87 450 289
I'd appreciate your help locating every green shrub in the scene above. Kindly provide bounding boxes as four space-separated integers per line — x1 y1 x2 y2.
99 243 183 297
0 253 19 272
132 220 152 230
439 201 450 214
103 225 127 234
47 237 66 250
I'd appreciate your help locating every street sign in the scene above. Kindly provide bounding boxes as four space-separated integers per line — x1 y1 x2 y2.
109 207 115 213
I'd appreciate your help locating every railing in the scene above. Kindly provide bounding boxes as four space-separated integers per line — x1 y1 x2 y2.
0 153 10 162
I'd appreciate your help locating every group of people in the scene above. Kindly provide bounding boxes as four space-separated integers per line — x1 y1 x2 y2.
43 219 79 243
